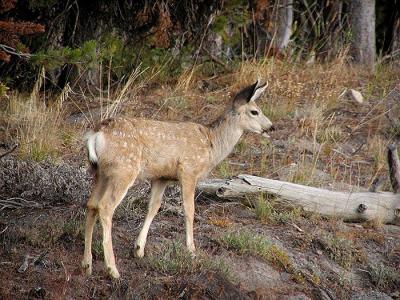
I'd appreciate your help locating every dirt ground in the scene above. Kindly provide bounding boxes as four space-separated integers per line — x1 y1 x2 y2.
0 179 399 299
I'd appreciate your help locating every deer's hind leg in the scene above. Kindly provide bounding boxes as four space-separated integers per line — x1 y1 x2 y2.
82 177 108 276
96 170 138 279
134 179 168 258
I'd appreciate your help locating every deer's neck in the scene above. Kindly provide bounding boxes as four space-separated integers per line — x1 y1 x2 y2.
208 111 243 167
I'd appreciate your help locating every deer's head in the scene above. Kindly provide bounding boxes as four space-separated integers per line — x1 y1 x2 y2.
232 80 274 137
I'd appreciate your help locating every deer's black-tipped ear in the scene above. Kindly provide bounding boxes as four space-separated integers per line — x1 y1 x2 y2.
232 80 267 110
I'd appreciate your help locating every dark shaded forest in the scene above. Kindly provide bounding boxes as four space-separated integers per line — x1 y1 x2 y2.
1 0 399 90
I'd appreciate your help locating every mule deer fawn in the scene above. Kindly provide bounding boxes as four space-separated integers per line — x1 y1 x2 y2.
82 80 274 278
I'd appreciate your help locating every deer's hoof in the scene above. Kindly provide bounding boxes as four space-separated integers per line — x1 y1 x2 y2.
81 260 92 276
107 266 120 279
188 244 196 255
134 245 144 258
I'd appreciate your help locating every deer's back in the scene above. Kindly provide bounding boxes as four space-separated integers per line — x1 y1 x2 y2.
96 117 213 180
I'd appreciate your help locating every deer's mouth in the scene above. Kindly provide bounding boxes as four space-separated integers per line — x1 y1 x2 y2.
261 125 275 138
261 130 270 138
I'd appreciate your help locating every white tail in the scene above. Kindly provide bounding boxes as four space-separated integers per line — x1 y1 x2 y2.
81 80 274 278
85 131 104 164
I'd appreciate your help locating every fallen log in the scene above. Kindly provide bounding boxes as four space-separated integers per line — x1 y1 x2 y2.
198 174 400 225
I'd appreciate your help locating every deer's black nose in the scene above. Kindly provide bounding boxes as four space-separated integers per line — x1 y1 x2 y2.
270 125 276 131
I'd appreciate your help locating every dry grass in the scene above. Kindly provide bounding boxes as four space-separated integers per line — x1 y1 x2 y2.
2 56 400 193
367 263 400 290
313 231 365 269
220 229 308 284
215 57 379 187
207 215 234 228
254 194 302 224
366 135 387 176
4 93 67 161
144 241 232 278
0 68 81 161
220 230 293 271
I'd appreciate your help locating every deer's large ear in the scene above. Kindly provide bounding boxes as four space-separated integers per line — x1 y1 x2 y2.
232 79 267 110
250 80 268 102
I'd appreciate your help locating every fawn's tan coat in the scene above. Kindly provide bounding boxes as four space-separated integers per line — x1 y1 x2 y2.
82 80 274 278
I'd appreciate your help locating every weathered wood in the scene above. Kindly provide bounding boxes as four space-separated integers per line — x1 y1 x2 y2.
198 175 400 224
388 144 400 193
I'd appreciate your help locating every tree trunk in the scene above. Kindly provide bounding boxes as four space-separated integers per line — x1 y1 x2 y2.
349 0 376 70
392 18 400 54
273 0 293 51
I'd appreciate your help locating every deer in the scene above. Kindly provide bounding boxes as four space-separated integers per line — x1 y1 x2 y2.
81 79 274 279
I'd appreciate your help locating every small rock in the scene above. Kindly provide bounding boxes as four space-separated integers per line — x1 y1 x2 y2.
17 254 32 273
349 89 364 104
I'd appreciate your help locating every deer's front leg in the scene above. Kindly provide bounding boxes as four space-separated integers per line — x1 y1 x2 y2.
134 179 168 258
181 177 197 253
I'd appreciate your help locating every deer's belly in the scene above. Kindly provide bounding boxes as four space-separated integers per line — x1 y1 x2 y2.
138 157 179 180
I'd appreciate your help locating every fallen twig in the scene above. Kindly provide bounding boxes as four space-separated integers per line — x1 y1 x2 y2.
0 197 44 211
0 225 8 235
290 222 304 232
0 144 18 159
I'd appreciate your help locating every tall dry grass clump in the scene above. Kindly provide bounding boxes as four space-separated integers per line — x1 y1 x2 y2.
233 51 355 111
3 70 71 161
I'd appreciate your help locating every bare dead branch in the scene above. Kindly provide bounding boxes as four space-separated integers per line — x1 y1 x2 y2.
0 144 18 159
388 144 400 193
202 46 231 71
0 44 31 58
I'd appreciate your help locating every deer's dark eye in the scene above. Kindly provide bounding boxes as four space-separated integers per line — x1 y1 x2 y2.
251 110 259 116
